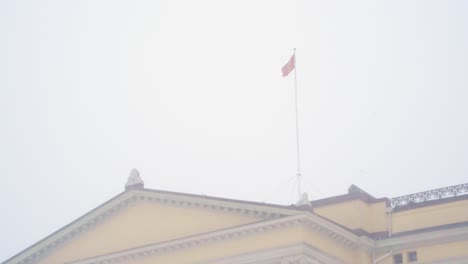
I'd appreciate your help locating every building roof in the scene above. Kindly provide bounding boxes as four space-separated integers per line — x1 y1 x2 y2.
3 187 316 264
5 180 468 264
310 184 391 207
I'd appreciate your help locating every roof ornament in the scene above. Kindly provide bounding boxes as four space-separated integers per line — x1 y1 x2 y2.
391 183 468 207
295 192 311 207
125 168 144 190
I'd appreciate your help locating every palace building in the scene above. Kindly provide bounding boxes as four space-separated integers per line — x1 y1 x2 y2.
4 170 468 264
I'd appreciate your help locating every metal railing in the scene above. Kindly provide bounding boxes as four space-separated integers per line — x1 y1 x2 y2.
391 183 468 207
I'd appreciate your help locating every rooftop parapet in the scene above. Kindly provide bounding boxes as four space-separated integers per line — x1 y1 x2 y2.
391 183 468 208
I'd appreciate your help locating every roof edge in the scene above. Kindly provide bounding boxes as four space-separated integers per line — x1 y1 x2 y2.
392 193 468 212
3 190 130 264
311 192 390 208
67 213 366 264
4 188 309 264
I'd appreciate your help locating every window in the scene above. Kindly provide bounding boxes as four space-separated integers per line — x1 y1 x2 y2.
393 254 403 264
408 251 418 262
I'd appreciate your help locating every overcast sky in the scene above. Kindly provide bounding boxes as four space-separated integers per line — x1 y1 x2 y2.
1 0 468 261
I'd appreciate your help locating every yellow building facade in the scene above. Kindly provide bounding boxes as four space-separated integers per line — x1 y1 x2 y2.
4 171 468 264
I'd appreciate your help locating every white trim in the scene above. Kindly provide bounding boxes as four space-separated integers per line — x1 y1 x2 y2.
8 188 468 264
62 214 468 264
67 213 361 264
375 225 468 253
130 189 304 218
6 190 303 264
202 243 345 264
7 192 136 264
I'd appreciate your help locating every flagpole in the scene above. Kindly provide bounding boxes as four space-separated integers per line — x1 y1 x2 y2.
293 48 302 199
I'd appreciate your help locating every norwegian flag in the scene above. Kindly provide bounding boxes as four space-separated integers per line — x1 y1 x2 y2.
281 54 295 77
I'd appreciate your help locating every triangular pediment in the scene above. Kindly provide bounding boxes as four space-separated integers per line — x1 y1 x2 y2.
7 189 303 264
61 213 365 264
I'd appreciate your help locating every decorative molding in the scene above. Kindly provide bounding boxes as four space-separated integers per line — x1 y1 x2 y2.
9 193 136 264
10 186 468 264
391 183 468 207
375 224 468 253
132 189 299 219
67 214 361 264
204 243 344 264
6 190 302 264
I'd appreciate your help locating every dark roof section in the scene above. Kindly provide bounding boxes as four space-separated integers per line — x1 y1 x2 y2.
392 193 468 212
311 185 391 208
348 184 376 199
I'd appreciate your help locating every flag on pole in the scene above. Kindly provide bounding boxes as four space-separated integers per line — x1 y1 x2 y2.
281 54 295 77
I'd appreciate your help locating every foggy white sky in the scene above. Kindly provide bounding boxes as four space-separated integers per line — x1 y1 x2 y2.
1 0 468 261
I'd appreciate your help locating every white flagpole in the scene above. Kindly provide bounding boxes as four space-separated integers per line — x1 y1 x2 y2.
293 48 302 199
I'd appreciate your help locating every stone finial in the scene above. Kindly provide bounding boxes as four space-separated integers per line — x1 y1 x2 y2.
295 192 311 207
125 168 144 190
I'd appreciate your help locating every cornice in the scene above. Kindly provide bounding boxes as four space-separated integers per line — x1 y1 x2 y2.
130 189 303 219
65 212 468 264
67 213 363 264
204 243 345 264
5 192 136 264
7 186 468 264
375 224 468 253
5 190 302 264
300 213 375 251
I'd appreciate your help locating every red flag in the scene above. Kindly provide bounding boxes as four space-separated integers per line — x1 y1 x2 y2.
281 54 295 77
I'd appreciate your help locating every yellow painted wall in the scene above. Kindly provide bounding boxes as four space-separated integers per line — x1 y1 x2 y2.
136 226 305 264
302 227 368 263
130 224 365 264
417 240 468 263
314 200 387 233
392 199 468 233
38 200 262 264
20 191 468 264
376 240 468 264
369 203 388 233
354 250 372 264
